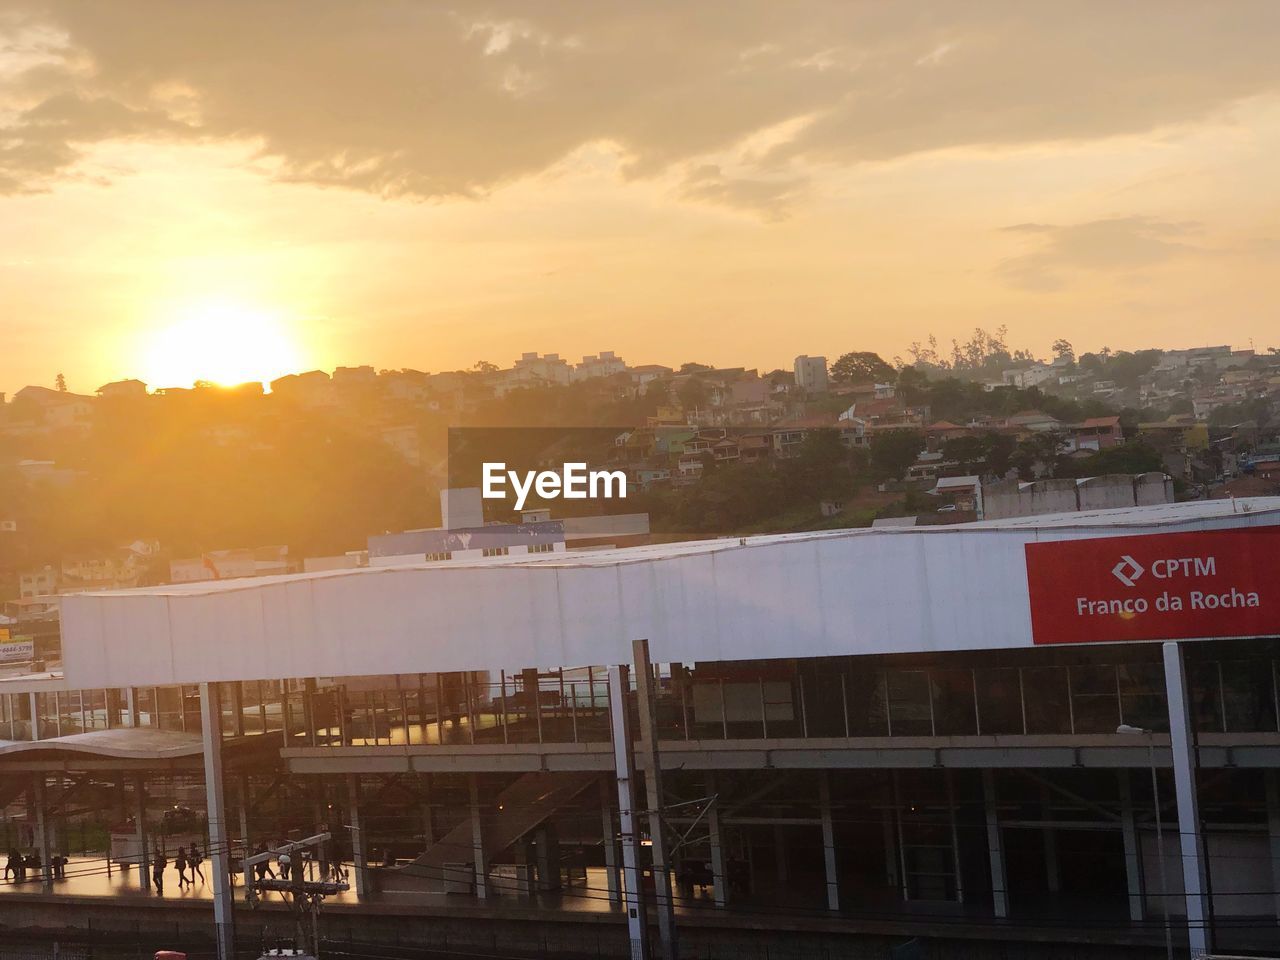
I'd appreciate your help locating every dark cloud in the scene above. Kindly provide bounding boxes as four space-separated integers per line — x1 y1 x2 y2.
2 1 1279 208
997 216 1201 290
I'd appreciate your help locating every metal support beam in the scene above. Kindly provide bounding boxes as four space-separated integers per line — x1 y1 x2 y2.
1040 783 1060 894
199 682 236 960
32 777 53 891
946 770 965 905
134 774 150 891
600 776 621 903
1267 770 1280 924
238 774 252 876
634 639 677 960
983 770 1007 919
608 663 651 960
891 771 909 902
705 772 728 908
469 773 488 900
881 806 898 894
1163 641 1210 958
773 823 788 885
421 773 435 852
1119 770 1146 922
346 774 369 900
819 771 839 911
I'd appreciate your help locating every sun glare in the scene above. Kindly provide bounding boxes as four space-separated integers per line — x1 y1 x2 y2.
140 300 306 389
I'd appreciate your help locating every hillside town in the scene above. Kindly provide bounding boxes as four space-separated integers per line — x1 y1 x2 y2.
3 335 1279 627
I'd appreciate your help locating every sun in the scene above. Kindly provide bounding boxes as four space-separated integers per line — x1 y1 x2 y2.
140 299 306 389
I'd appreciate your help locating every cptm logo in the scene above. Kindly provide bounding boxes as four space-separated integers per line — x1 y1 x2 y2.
1111 555 1145 588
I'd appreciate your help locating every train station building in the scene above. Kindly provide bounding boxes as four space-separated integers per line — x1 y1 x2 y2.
4 497 1280 959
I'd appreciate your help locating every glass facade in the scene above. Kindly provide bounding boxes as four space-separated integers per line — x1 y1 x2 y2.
3 639 1278 747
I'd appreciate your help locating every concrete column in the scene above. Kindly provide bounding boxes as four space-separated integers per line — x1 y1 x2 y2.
32 777 53 891
29 692 40 740
1119 770 1146 922
1163 641 1211 957
634 640 677 960
535 822 560 891
599 776 621 903
469 774 488 900
346 774 369 900
608 663 651 960
1266 770 1280 924
199 682 236 960
982 770 1008 919
705 772 728 908
819 772 839 912
134 775 150 891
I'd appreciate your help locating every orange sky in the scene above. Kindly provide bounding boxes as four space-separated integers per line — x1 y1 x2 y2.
2 2 1279 395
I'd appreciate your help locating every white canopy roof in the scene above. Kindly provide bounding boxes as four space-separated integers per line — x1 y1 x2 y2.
59 498 1280 688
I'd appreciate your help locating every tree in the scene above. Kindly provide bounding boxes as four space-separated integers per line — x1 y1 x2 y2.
677 376 708 412
942 431 1017 477
1055 441 1164 478
869 429 925 482
1051 339 1074 363
942 435 989 472
1010 430 1066 480
831 351 895 384
472 360 498 374
55 373 67 392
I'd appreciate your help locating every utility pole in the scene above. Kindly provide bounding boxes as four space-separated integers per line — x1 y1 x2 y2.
608 663 651 960
244 833 349 959
634 639 678 960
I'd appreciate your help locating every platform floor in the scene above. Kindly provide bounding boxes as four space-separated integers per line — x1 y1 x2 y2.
5 855 1280 955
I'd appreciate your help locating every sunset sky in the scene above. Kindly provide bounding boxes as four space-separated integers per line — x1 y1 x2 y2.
2 1 1279 395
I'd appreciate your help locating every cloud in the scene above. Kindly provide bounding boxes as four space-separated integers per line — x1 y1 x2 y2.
996 216 1201 290
679 164 807 221
1 1 1279 206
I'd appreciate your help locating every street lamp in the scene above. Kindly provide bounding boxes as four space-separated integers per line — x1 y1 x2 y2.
1117 724 1172 960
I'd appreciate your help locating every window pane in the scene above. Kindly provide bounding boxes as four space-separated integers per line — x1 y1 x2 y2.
975 668 1022 735
1023 667 1071 734
886 671 932 736
931 670 977 736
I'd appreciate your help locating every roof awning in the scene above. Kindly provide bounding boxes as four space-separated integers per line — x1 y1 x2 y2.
0 727 202 760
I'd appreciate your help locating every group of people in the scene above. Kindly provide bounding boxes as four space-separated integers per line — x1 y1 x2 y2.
247 840 347 886
148 842 205 895
3 849 70 882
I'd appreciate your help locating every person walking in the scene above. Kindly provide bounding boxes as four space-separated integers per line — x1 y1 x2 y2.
152 848 167 895
254 842 276 882
175 846 189 890
189 841 206 884
3 848 18 881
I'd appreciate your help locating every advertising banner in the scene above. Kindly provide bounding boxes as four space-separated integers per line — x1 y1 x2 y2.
1026 526 1280 645
0 637 35 663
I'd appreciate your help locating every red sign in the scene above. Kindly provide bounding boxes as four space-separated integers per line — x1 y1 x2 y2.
1025 526 1280 645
